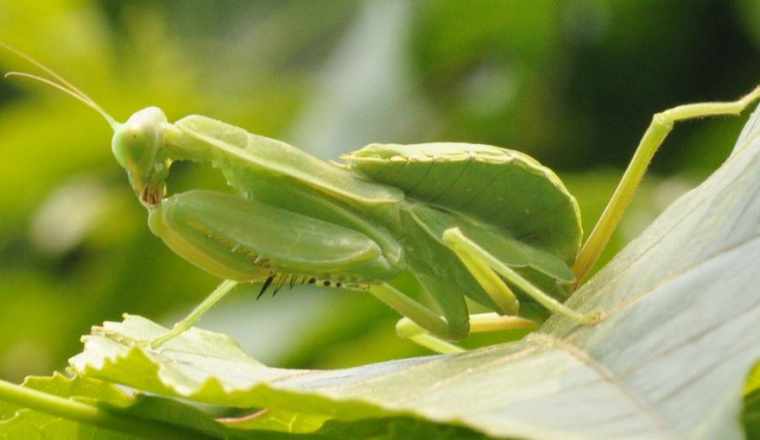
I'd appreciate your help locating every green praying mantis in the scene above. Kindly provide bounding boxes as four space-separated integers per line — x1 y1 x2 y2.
4 44 760 353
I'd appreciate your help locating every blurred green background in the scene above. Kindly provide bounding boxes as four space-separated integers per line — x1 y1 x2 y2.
0 0 758 382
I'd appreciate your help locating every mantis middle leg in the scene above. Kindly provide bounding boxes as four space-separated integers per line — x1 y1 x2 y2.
369 282 536 354
151 279 238 348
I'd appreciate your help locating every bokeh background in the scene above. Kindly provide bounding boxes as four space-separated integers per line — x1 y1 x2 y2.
0 0 758 382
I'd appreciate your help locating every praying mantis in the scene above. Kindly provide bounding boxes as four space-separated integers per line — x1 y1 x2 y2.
4 44 759 353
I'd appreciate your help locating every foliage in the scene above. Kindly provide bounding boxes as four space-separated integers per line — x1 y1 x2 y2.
1 1 759 438
1 101 759 439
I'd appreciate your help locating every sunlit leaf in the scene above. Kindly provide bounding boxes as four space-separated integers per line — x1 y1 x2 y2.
0 373 224 439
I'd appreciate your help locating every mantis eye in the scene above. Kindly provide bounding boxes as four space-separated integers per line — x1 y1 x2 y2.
112 126 151 170
112 107 167 172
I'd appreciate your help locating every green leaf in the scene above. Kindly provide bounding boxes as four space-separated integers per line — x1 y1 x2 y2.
61 103 760 439
744 388 760 440
0 374 231 439
0 374 492 439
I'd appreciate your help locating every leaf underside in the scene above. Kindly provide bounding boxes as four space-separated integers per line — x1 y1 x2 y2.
5 104 760 439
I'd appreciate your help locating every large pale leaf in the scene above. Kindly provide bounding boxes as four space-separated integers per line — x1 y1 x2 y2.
68 104 760 439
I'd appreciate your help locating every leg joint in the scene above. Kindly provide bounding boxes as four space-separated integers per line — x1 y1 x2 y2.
652 112 674 130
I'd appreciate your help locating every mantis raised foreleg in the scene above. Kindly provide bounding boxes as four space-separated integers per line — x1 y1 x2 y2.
573 86 760 283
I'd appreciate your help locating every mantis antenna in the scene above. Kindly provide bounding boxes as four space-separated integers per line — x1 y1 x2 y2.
0 43 119 129
4 72 119 129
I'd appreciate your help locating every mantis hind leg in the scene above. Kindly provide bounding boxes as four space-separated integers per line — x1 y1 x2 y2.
443 227 601 325
574 85 760 283
368 283 535 353
395 313 536 353
367 283 464 353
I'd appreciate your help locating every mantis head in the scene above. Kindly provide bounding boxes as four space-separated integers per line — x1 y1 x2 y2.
1 43 170 207
112 107 171 206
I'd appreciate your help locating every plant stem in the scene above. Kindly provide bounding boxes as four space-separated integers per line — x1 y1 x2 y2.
0 379 213 440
